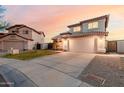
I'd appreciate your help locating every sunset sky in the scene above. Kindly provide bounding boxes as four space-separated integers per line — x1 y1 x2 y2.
3 5 124 42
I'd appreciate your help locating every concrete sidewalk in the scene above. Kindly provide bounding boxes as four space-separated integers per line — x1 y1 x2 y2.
0 52 95 87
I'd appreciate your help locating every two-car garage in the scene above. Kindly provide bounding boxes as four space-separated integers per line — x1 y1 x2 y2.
67 37 95 53
62 36 106 53
2 41 27 51
0 34 29 51
67 38 124 53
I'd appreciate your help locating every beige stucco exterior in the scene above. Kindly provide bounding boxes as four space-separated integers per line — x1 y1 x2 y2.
27 31 45 50
28 31 44 49
0 25 45 51
52 15 109 53
8 27 32 39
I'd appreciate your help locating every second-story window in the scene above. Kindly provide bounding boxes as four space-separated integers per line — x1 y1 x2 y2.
88 21 98 29
73 26 81 32
23 30 28 34
12 31 16 33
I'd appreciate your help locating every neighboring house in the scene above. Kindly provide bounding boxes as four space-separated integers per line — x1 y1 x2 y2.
0 24 45 51
52 15 109 53
0 33 7 37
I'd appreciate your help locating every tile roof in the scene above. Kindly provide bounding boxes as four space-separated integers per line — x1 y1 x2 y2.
0 33 34 41
68 15 109 28
52 31 108 40
60 31 72 35
6 24 45 37
68 31 109 38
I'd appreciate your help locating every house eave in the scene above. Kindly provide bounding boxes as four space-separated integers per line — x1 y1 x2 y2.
52 31 109 40
67 23 81 28
6 24 45 36
68 32 109 38
0 33 34 41
67 15 109 28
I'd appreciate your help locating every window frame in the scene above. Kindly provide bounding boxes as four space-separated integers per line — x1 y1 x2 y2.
88 21 98 29
73 26 81 32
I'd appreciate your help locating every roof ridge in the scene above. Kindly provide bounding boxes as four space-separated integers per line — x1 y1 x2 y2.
68 15 109 27
0 33 33 41
6 24 45 36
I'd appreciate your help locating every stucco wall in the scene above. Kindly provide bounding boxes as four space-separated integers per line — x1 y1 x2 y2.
18 27 32 39
96 36 106 53
8 28 17 33
29 31 44 49
27 41 34 50
32 31 44 44
8 27 32 39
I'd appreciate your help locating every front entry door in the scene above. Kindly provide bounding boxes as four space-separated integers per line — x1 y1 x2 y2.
63 39 69 51
36 43 41 50
108 41 117 52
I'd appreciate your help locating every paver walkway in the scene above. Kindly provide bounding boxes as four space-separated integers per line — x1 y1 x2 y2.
0 52 95 87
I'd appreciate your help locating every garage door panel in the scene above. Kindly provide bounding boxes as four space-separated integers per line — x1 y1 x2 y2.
69 37 95 53
3 41 25 51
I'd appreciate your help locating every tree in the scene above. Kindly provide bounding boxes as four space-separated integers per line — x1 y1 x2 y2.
0 5 9 31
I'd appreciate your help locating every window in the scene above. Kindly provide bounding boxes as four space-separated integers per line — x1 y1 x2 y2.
73 26 81 32
93 22 98 28
12 31 16 33
88 21 98 29
88 23 93 29
23 30 28 34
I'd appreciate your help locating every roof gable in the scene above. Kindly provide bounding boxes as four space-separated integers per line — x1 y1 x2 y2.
0 33 33 41
6 24 45 37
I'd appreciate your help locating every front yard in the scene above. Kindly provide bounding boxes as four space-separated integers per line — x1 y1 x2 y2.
1 50 59 60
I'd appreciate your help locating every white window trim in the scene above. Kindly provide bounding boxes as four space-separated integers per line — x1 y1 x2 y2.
73 26 81 32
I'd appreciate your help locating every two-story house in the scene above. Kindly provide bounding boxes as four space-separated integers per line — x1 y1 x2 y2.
52 15 109 53
0 24 45 51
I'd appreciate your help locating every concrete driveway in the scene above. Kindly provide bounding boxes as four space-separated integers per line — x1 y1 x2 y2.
0 52 95 87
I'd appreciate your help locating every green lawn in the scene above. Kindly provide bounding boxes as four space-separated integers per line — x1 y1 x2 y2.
2 50 58 60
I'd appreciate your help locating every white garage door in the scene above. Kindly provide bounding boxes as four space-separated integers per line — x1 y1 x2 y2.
3 41 25 51
68 37 95 53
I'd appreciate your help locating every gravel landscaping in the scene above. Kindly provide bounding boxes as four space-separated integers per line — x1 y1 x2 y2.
78 55 124 87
